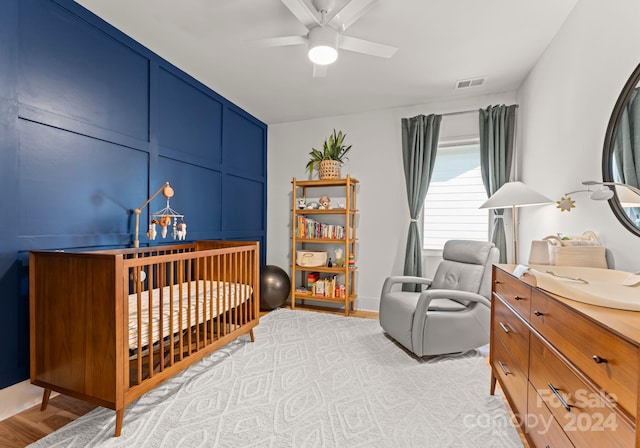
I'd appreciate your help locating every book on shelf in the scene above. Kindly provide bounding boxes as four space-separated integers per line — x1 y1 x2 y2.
314 279 325 296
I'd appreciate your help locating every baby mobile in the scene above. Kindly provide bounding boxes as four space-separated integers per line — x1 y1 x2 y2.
133 182 186 248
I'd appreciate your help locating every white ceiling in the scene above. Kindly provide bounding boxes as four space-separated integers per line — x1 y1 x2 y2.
74 0 579 124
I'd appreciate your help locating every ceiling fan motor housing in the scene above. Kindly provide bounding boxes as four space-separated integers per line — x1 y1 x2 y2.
308 26 339 65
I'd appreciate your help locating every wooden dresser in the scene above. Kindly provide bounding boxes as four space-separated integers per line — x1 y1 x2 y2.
490 264 640 447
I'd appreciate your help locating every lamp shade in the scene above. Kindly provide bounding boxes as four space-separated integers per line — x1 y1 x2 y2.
480 181 553 209
308 26 338 65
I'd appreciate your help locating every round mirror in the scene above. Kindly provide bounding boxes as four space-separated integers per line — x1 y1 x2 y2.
602 62 640 237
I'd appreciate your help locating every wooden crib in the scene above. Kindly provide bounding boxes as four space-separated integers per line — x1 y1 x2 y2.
29 240 260 436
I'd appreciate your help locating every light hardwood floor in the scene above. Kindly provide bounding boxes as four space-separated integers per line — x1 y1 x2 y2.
0 395 97 448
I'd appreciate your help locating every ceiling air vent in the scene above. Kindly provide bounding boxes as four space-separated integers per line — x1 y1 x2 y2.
455 77 486 90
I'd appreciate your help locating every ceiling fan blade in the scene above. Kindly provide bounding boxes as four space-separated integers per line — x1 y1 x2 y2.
254 35 307 47
339 35 398 58
328 0 378 31
281 0 321 30
313 64 328 78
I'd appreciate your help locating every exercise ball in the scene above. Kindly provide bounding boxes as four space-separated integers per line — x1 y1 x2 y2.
260 265 291 310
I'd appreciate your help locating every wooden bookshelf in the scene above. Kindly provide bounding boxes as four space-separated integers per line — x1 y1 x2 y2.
290 176 358 316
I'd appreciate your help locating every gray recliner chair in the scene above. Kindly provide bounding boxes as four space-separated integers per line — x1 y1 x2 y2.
379 240 499 357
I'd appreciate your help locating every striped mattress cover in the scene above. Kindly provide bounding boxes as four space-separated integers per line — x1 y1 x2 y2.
128 280 252 350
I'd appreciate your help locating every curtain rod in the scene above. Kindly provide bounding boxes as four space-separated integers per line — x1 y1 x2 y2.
405 105 519 119
440 104 519 117
441 109 477 117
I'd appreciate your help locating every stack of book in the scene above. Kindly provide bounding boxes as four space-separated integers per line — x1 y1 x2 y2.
297 216 345 239
305 272 343 298
312 276 336 297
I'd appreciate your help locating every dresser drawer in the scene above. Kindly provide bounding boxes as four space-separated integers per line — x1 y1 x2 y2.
492 336 527 419
492 296 530 377
529 336 635 448
493 267 531 320
530 289 638 420
526 382 574 448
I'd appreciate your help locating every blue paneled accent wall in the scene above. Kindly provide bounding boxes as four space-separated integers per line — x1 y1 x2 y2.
0 0 267 389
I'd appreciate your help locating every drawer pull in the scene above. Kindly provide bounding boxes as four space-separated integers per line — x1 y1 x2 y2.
592 355 608 364
533 310 544 317
498 360 511 376
514 295 523 301
548 383 572 411
494 280 502 285
499 322 511 334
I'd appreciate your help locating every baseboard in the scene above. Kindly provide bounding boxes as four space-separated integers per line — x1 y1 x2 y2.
354 295 379 312
0 380 52 422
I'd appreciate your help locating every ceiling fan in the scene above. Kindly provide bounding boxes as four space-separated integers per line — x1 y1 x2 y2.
257 0 398 77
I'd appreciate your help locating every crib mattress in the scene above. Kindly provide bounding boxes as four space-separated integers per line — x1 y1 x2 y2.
128 280 251 350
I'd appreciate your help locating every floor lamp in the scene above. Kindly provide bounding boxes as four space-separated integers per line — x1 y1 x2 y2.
480 181 553 264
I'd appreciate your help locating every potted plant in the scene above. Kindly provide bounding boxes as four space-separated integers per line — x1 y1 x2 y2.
306 129 352 179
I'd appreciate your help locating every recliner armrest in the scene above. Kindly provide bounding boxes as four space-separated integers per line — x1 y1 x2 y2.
381 276 433 295
422 290 491 309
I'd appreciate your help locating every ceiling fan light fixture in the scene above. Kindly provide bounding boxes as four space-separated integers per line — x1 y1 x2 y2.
308 26 338 65
308 45 338 65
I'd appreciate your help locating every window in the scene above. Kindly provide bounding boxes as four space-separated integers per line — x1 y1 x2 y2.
422 142 488 249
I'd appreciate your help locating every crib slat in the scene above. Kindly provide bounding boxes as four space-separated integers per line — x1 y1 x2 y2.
194 260 200 352
245 246 250 323
169 261 175 366
208 255 214 345
147 266 154 379
136 268 143 385
242 251 247 325
234 251 239 331
178 261 184 362
216 254 222 340
186 261 192 355
158 261 165 372
221 254 226 337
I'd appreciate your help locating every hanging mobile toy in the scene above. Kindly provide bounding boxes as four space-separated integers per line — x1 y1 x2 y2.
176 220 188 240
147 220 158 240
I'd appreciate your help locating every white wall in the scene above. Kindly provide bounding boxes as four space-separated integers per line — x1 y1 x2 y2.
267 92 516 312
518 0 640 270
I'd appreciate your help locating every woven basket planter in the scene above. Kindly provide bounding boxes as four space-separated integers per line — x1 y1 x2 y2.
319 160 340 179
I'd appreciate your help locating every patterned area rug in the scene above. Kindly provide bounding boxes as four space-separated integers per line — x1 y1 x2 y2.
29 309 522 447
